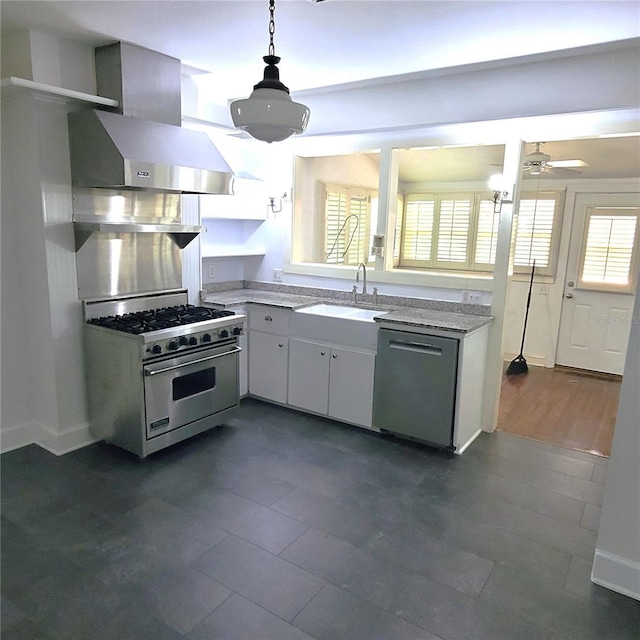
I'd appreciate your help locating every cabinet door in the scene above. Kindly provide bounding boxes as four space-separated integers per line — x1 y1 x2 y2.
288 338 330 414
329 347 376 428
248 331 288 403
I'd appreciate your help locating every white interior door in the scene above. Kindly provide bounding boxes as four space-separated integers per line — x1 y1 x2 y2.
556 193 640 375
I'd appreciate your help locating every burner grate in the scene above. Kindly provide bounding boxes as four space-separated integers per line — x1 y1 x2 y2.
88 305 235 334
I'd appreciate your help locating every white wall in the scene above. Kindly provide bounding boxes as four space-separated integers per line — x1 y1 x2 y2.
1 32 95 453
592 291 640 600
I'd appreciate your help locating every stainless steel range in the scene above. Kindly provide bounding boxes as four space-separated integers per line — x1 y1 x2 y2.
83 289 244 458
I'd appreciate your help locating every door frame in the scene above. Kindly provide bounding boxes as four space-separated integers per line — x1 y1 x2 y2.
554 188 640 373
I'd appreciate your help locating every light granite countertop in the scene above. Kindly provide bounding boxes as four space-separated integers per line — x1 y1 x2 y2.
202 289 493 334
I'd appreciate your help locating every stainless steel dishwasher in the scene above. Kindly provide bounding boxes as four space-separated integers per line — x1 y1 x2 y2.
373 328 459 450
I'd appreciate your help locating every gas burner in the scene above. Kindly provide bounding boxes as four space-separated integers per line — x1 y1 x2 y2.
88 305 235 334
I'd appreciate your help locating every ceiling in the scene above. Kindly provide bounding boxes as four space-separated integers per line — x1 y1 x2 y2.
2 0 639 103
2 1 639 180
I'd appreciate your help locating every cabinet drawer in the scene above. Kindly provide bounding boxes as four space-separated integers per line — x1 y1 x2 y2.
248 306 291 335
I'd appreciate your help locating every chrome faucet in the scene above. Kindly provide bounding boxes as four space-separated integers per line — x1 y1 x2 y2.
356 262 368 295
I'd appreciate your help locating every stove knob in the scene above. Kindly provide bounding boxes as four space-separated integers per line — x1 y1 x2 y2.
219 329 229 339
178 336 188 346
151 344 162 355
188 336 198 346
168 340 179 351
232 326 243 336
202 333 212 343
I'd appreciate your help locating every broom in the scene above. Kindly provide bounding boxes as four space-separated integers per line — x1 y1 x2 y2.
506 261 535 375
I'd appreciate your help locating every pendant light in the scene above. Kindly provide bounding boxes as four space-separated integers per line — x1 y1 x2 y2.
230 0 310 143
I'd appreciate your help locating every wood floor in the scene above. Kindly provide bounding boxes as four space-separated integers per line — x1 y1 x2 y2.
497 364 622 458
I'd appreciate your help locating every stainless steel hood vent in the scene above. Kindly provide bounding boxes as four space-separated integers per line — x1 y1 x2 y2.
68 41 234 195
68 109 234 194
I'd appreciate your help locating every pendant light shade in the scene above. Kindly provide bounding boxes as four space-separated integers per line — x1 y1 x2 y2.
230 1 310 143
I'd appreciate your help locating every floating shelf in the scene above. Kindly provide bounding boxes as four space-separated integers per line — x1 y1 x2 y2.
201 247 266 258
1 76 119 107
201 214 267 221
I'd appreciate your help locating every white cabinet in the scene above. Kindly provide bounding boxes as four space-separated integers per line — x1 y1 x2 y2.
288 338 376 429
288 339 330 414
248 306 291 404
328 346 375 427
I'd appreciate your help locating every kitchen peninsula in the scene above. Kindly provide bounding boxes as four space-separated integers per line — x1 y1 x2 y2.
203 282 493 454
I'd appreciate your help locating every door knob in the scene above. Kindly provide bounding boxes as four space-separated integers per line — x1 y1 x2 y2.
565 292 574 299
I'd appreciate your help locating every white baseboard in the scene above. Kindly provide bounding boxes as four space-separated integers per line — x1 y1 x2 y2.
0 421 35 453
0 420 98 456
502 352 547 368
591 548 640 601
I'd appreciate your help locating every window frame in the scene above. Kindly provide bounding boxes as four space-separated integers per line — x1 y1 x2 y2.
322 182 376 267
395 188 565 278
576 206 640 293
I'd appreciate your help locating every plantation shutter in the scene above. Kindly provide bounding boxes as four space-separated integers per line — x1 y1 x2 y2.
325 188 348 264
401 195 436 265
436 196 472 266
393 194 404 264
344 193 370 265
513 194 558 273
324 184 373 266
474 199 500 267
579 208 639 292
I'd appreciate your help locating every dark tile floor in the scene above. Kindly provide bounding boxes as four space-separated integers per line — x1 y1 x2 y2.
2 399 638 640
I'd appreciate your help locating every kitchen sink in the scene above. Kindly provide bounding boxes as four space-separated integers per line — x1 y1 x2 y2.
291 304 387 350
296 304 381 321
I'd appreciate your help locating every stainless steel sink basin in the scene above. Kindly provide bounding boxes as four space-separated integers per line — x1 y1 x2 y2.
291 304 386 350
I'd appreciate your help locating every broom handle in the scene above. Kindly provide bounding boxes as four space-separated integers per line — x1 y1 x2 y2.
519 261 535 355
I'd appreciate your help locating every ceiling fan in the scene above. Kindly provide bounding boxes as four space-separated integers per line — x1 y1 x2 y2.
523 142 589 176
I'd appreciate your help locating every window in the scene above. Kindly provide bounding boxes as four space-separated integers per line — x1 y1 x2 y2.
474 200 501 267
324 184 375 266
578 207 640 292
396 189 563 276
512 192 562 274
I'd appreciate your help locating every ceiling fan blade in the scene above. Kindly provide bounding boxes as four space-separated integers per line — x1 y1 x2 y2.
547 166 582 176
546 159 589 168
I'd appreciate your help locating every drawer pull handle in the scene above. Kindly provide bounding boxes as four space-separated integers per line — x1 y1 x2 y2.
264 315 273 322
332 354 337 359
320 351 326 356
278 343 284 348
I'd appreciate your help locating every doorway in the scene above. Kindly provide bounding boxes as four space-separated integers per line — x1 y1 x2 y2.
497 136 640 457
556 192 639 375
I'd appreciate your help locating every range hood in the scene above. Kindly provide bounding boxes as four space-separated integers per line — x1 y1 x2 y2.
68 42 234 195
68 109 233 194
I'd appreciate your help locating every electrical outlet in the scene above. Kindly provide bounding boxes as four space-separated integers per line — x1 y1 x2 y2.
462 290 482 303
207 265 216 279
272 268 283 282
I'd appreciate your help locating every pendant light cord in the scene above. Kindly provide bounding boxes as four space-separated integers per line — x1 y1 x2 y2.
268 0 276 57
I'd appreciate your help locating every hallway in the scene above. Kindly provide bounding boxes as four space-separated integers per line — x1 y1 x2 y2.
497 365 621 458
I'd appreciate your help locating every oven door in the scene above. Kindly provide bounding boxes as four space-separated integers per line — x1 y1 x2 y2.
143 342 240 439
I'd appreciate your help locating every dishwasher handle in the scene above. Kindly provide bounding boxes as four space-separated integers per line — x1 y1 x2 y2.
388 340 442 356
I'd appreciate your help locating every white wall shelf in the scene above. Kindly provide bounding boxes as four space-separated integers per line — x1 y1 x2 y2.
201 214 267 221
1 76 118 107
202 247 266 258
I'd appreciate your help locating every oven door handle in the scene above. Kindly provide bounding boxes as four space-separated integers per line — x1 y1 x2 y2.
144 347 242 376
